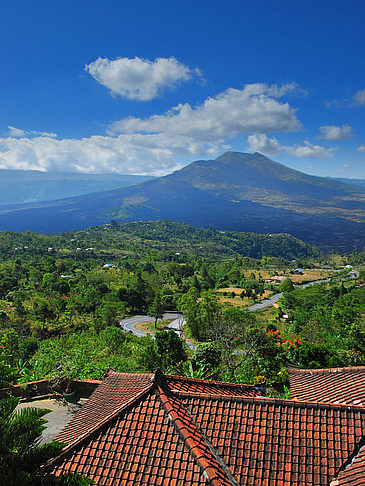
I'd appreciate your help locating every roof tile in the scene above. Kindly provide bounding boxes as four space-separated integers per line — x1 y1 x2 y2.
47 370 365 485
288 366 365 405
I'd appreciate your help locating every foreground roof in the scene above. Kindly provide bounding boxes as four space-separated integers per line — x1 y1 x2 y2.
288 366 365 406
48 370 365 485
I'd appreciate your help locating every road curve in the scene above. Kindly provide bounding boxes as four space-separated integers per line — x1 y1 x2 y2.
120 313 183 339
120 273 356 338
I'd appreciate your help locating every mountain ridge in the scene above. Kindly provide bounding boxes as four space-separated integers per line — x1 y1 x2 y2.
0 152 364 252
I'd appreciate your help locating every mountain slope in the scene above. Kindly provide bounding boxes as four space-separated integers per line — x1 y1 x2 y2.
0 152 364 251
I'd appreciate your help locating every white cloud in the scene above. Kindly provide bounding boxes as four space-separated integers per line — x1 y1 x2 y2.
247 134 282 155
109 83 302 139
0 133 206 175
0 83 304 174
8 126 58 138
319 124 352 140
286 140 335 159
247 134 335 159
353 89 365 106
8 126 26 137
85 56 201 101
357 145 365 152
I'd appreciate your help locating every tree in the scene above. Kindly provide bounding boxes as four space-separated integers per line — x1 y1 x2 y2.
280 278 294 293
192 342 221 371
141 330 187 371
0 396 92 485
99 302 125 327
155 330 187 369
0 353 90 485
148 291 164 330
177 289 221 341
209 307 268 381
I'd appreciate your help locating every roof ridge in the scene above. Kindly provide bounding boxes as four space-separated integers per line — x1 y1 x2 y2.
176 391 365 412
288 366 365 375
166 373 256 388
43 377 155 471
156 384 237 486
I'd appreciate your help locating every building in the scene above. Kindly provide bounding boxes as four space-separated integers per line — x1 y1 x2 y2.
41 369 365 485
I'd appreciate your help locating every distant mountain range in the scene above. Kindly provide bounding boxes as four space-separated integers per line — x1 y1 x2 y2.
326 177 365 189
1 152 364 252
0 170 155 205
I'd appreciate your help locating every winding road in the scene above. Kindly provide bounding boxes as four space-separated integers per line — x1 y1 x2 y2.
120 312 184 338
120 272 358 339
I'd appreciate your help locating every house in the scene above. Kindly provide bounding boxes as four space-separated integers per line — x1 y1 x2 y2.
45 369 365 485
290 268 303 275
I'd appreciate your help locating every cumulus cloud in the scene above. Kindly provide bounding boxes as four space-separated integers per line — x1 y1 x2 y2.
0 83 304 174
8 126 58 138
247 134 335 159
357 145 365 152
319 124 352 140
85 56 201 101
247 134 282 155
286 140 335 158
0 133 209 175
353 89 365 106
109 83 302 139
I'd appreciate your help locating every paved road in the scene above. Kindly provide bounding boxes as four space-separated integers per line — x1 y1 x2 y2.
120 313 184 338
248 292 284 311
247 278 334 311
120 272 358 338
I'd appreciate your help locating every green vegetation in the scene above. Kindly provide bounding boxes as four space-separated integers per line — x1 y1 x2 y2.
0 353 90 485
0 220 363 391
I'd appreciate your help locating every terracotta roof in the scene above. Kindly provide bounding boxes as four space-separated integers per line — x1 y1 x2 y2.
165 374 258 397
288 366 365 405
178 395 365 486
48 370 365 485
56 372 154 444
56 372 257 445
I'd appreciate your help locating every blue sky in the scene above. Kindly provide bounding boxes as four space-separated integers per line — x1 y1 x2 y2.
1 0 365 178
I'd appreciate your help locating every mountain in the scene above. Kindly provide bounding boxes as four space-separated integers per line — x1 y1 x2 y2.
0 152 364 252
326 177 365 189
0 169 155 205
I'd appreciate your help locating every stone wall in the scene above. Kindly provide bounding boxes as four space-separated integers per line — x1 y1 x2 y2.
0 378 101 400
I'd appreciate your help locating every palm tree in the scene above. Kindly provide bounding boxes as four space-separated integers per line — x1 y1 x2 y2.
0 355 91 485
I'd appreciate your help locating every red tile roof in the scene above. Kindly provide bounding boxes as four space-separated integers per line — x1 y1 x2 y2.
165 374 258 397
47 370 365 485
56 372 154 444
288 366 365 405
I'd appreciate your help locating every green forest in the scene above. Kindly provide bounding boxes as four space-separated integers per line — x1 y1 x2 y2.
0 220 363 389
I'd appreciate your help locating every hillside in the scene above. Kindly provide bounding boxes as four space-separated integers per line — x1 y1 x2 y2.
0 220 319 262
0 152 364 252
0 170 155 205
